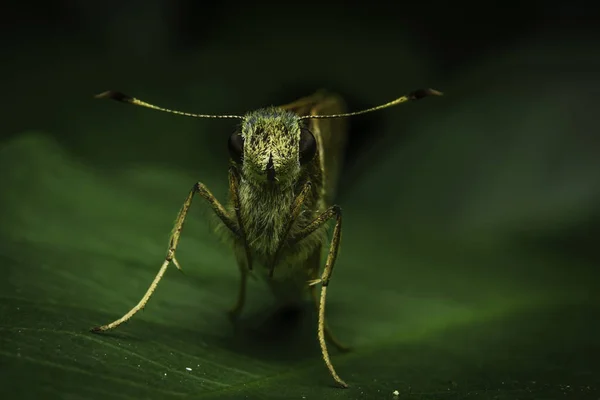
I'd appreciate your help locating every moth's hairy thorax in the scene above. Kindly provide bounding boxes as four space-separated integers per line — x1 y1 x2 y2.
238 157 324 258
216 154 326 277
238 180 296 254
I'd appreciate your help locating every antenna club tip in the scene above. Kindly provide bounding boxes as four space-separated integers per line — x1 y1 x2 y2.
409 88 444 100
94 90 133 103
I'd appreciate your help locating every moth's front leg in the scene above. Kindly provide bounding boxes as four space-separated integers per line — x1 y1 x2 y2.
91 178 239 333
268 181 313 277
228 167 253 272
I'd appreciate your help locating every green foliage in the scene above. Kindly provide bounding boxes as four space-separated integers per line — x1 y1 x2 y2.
2 29 599 399
1 131 598 399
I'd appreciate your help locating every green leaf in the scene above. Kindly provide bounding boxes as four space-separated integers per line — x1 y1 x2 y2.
1 130 598 400
2 35 599 399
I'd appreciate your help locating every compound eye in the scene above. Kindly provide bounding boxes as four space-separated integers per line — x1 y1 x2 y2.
228 132 244 163
299 127 317 165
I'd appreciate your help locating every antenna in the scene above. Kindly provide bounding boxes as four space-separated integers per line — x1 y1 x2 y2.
95 90 244 119
299 88 442 120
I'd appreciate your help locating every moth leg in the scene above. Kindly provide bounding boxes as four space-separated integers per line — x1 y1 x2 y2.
228 252 249 320
309 266 351 353
268 181 312 277
226 165 254 319
228 167 253 272
91 178 239 332
296 205 348 388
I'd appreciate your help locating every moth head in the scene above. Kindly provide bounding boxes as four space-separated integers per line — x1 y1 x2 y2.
229 107 317 186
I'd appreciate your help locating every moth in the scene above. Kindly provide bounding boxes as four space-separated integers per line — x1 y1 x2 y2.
91 87 442 388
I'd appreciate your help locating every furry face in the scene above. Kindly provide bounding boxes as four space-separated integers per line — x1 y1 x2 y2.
228 107 316 187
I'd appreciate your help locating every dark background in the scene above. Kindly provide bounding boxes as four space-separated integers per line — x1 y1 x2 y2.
1 1 600 399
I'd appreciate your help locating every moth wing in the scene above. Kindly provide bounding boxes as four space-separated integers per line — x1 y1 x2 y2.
279 91 349 206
